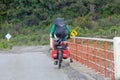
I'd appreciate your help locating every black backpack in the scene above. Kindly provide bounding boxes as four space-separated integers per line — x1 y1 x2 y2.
54 18 68 38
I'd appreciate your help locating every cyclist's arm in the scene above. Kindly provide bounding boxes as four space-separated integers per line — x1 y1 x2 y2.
50 24 56 38
66 25 71 39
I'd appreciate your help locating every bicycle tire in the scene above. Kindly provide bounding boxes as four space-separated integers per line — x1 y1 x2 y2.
58 50 63 69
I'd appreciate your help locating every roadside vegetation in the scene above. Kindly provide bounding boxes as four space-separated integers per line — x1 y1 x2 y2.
0 0 120 49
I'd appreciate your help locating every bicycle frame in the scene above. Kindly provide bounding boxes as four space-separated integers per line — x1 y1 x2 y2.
52 38 71 68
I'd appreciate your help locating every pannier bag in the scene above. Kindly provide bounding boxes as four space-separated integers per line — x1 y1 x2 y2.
51 50 70 59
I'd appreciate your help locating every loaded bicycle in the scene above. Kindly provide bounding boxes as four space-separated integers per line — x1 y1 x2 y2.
51 38 73 69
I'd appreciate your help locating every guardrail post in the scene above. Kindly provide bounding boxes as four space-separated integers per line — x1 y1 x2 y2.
50 34 52 48
80 39 83 64
104 41 108 78
113 37 120 80
87 39 90 68
75 38 78 61
94 40 98 72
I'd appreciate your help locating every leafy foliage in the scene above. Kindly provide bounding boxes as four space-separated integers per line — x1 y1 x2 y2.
0 0 120 49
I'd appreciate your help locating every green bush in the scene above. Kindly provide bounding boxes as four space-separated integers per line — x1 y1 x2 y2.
0 40 12 50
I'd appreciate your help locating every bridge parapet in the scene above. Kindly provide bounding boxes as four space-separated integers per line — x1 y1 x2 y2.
68 37 120 80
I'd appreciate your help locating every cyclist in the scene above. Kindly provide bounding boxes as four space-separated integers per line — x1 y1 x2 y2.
50 18 71 65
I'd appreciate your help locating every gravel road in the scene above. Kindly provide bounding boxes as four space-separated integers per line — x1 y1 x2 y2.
0 46 106 80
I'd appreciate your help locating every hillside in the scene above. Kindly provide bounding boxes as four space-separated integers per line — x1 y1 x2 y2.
0 0 120 49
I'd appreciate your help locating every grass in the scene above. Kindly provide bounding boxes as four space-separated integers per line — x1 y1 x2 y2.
0 34 50 50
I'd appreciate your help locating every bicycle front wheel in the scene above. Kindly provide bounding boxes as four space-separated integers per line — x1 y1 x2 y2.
58 50 63 69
